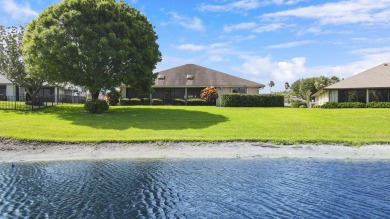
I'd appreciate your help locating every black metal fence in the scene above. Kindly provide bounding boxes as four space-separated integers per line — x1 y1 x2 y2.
0 95 86 111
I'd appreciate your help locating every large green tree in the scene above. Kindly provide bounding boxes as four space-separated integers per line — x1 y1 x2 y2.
23 0 161 99
0 26 44 98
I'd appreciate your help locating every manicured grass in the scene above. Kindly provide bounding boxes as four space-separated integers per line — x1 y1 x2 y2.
0 105 389 145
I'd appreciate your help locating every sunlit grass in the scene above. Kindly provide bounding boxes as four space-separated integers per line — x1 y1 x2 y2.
0 105 389 145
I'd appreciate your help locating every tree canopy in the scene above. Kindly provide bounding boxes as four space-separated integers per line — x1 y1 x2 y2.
23 0 161 99
290 76 340 100
0 26 44 97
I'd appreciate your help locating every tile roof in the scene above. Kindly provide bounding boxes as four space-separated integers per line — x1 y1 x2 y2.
154 64 264 88
325 63 390 89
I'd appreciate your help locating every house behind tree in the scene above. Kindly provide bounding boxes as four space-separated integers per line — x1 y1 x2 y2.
121 64 265 106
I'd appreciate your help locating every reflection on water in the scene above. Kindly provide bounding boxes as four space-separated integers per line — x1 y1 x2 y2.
0 159 389 218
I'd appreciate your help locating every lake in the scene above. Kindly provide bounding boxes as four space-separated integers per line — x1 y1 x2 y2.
1 159 389 218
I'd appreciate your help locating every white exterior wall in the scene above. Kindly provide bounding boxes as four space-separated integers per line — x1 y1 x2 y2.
247 87 259 95
315 91 329 106
120 87 126 98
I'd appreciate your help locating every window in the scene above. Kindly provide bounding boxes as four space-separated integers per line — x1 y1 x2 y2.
0 85 6 95
369 89 390 102
338 89 366 103
232 88 246 94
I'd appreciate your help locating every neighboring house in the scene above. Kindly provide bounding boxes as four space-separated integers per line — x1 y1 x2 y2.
120 64 265 106
313 63 390 105
0 74 76 102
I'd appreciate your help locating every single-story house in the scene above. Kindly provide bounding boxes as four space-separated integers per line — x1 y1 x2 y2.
313 63 390 105
0 74 76 102
120 64 265 106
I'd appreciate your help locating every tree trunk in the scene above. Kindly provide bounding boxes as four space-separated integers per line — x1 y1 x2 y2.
91 91 100 100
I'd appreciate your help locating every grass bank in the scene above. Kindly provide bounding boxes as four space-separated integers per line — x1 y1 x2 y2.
0 105 389 145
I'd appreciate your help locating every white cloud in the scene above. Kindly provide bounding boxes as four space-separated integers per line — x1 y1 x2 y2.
177 44 207 51
266 40 314 49
254 23 284 33
0 0 38 20
167 12 205 31
199 0 262 12
262 0 390 25
176 42 234 62
198 0 303 12
236 50 390 92
223 22 257 32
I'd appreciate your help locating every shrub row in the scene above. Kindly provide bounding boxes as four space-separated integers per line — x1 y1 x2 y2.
119 98 215 106
220 94 284 107
321 102 390 108
120 98 151 106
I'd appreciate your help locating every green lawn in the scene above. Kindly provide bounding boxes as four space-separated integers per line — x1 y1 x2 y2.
0 105 389 145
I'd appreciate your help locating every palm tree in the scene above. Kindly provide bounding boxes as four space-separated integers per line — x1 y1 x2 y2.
284 82 290 90
268 81 275 93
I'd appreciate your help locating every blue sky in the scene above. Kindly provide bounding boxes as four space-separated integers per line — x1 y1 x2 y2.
1 0 390 92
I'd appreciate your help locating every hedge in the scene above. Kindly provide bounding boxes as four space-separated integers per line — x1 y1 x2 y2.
220 94 284 107
173 98 187 105
187 98 214 106
152 98 163 105
321 102 390 108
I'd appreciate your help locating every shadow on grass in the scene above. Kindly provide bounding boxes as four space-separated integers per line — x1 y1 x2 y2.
40 106 228 130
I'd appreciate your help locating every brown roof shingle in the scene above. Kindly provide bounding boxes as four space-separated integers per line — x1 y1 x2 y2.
325 63 390 89
154 64 264 88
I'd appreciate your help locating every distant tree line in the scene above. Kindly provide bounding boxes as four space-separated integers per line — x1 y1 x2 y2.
290 76 340 100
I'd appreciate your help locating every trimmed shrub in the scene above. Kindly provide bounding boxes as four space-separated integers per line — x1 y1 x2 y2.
338 102 365 108
119 98 131 106
221 94 284 107
321 102 339 108
187 98 213 106
290 99 307 108
366 102 390 108
26 97 44 106
173 98 186 105
105 90 121 106
142 98 150 105
84 99 109 113
152 98 163 105
130 98 142 105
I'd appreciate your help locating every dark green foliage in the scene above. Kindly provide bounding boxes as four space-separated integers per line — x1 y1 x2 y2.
84 99 109 113
142 98 150 105
23 0 161 99
173 98 187 105
152 98 163 105
321 102 339 108
338 102 366 108
290 99 307 108
186 98 213 106
299 105 307 108
106 90 121 106
130 98 142 105
366 102 390 108
119 98 130 106
221 94 284 107
321 102 390 108
25 97 44 106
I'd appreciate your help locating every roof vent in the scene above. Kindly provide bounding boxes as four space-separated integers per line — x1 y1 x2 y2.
157 75 165 80
187 75 194 80
385 63 388 66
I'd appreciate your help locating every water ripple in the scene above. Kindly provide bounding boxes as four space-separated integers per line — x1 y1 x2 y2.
0 159 390 218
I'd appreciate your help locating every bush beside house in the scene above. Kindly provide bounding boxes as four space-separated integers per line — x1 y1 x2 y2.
221 94 284 107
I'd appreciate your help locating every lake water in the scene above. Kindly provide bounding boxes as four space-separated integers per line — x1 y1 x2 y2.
1 159 389 218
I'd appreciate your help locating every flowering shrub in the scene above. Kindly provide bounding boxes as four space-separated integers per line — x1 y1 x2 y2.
200 86 218 103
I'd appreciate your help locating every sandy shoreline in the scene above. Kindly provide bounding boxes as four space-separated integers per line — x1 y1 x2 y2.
0 140 389 163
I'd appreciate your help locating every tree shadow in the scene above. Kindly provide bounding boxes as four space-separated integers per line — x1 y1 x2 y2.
41 106 228 130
